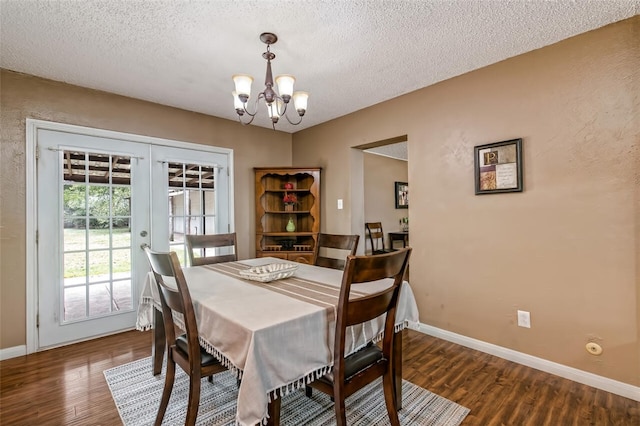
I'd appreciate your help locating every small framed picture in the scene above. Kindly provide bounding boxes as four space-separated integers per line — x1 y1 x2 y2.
395 181 408 208
474 138 523 195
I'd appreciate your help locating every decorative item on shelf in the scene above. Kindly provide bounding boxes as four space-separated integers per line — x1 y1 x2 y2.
286 218 296 232
278 238 296 250
284 182 294 190
399 217 409 232
283 192 297 211
232 32 309 130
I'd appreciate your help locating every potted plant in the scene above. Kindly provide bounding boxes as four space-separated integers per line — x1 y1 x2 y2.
283 192 297 211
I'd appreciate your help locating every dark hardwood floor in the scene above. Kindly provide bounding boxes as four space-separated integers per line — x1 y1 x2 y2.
0 329 638 425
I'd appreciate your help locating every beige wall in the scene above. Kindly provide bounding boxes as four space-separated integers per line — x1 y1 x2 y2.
0 70 292 348
363 153 408 252
293 18 640 386
1 17 638 388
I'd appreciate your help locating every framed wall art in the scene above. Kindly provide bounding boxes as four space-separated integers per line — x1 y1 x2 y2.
395 181 408 208
474 138 523 195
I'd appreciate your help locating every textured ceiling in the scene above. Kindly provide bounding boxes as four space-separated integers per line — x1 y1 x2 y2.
365 143 409 162
1 1 637 133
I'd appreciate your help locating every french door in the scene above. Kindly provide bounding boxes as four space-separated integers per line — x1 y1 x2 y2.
34 124 231 349
150 145 231 265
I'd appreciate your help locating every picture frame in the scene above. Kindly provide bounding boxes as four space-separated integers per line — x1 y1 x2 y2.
395 181 408 208
474 138 523 195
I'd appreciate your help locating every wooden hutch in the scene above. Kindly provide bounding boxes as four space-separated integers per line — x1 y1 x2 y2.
254 167 321 264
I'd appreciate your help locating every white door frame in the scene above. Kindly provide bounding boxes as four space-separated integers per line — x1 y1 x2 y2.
25 119 234 353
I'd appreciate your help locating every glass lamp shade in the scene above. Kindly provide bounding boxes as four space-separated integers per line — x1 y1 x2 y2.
266 101 280 120
275 75 295 98
232 91 245 109
232 74 253 97
292 91 309 113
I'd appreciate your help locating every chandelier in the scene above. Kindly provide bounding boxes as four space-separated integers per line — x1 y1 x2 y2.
232 32 308 129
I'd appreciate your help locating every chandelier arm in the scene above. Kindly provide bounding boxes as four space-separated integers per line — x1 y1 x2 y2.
237 113 256 126
283 110 304 125
242 92 265 117
275 96 288 116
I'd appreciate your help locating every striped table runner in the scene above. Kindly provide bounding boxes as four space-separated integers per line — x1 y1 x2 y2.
203 261 368 310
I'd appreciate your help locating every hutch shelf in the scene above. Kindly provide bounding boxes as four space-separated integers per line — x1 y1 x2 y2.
254 167 321 264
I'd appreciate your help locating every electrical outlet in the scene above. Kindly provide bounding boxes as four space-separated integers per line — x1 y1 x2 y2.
517 310 531 328
337 199 343 210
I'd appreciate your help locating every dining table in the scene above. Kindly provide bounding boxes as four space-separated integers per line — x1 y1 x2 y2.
136 257 420 426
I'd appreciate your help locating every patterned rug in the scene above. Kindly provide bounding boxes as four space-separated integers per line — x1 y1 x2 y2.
104 357 469 425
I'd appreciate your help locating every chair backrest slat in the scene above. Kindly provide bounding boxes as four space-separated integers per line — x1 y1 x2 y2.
364 222 386 253
186 233 238 266
313 233 359 270
345 292 395 327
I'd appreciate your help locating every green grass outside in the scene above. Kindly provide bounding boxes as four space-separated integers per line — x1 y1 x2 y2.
63 228 189 278
64 228 132 278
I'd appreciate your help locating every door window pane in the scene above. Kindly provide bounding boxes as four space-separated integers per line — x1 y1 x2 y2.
187 190 203 216
204 190 215 215
88 227 110 250
64 222 86 252
89 284 111 316
112 222 131 249
167 162 218 265
88 250 110 282
87 186 110 219
112 248 131 279
200 166 215 189
64 252 86 280
112 186 131 216
64 183 86 214
112 280 133 311
61 150 134 323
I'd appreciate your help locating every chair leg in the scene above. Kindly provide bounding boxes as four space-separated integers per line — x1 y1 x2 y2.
333 388 347 426
382 371 400 426
154 357 176 426
185 373 202 426
305 385 312 397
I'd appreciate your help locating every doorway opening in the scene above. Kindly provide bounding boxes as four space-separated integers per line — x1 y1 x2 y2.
351 135 408 254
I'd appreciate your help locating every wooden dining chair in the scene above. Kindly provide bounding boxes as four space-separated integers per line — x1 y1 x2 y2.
365 222 393 254
306 247 412 426
313 233 360 270
143 247 228 426
185 232 237 266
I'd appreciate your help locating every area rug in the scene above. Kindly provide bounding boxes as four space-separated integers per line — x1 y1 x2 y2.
104 357 469 426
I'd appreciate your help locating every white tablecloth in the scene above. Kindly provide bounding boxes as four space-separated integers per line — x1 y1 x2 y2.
136 257 419 426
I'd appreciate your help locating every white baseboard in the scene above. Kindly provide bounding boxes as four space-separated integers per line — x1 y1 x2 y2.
0 345 26 361
412 322 640 402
